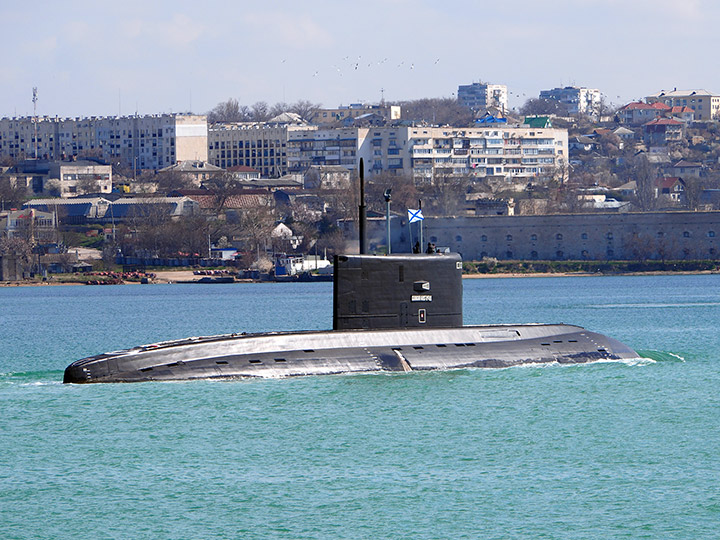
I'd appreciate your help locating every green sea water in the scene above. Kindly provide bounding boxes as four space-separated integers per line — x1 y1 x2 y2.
1 276 719 539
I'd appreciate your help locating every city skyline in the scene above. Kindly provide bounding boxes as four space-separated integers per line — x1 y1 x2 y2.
1 0 717 118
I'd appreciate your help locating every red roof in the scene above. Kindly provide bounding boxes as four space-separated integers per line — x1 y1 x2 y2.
227 165 260 173
622 101 671 111
644 117 682 126
654 177 683 189
650 102 672 110
670 106 693 114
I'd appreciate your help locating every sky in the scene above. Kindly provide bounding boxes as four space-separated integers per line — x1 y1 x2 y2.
1 0 718 118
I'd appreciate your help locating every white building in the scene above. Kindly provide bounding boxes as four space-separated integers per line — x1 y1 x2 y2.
286 125 568 184
538 87 602 115
0 114 208 170
457 83 508 114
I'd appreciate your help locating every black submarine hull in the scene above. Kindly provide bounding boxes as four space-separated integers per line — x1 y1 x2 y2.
64 324 638 383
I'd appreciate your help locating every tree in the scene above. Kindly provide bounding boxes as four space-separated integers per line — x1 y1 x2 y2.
269 102 289 118
77 175 101 194
250 102 270 122
625 154 658 211
207 98 249 124
289 100 322 121
154 169 194 193
519 98 570 117
396 98 474 126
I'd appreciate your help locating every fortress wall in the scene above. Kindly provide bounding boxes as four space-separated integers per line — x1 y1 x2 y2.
390 212 720 261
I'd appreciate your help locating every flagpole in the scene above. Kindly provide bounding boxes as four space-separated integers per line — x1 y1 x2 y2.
418 199 423 251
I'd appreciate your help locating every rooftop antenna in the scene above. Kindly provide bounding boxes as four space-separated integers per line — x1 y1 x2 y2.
32 87 38 159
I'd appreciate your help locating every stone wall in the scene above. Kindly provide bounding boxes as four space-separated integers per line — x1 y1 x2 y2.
389 212 720 261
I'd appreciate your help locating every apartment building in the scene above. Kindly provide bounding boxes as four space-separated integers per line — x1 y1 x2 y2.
646 89 720 121
308 104 401 125
405 125 568 183
538 86 602 115
0 114 208 170
457 82 508 114
286 125 568 184
208 122 316 177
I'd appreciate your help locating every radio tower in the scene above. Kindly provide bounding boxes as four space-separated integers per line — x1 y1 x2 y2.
32 87 38 159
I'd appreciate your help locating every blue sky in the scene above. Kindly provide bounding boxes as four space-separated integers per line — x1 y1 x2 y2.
1 0 716 117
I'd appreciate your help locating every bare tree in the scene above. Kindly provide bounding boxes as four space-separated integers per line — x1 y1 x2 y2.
207 98 249 124
289 100 322 121
269 102 289 118
519 98 570 117
396 98 474 126
250 102 270 122
625 155 658 211
155 169 195 193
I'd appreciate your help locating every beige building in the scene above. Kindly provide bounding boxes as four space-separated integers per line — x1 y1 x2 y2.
309 104 401 125
0 114 208 170
208 122 316 177
646 89 720 121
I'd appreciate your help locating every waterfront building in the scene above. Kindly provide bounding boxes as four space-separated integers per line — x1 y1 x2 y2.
646 89 720 121
457 82 508 114
0 114 208 170
538 86 602 116
378 212 720 261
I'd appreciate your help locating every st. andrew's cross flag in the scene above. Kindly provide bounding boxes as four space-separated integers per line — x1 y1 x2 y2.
408 208 424 223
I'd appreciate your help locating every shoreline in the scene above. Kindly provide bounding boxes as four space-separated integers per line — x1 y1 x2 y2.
3 269 719 287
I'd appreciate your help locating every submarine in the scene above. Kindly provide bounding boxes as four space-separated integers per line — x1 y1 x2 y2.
63 163 638 384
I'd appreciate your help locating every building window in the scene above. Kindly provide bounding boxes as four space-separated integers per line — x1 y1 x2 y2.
530 234 537 242
556 233 563 241
581 250 588 259
531 250 538 259
556 250 564 259
709 231 716 238
506 234 513 242
683 231 691 238
481 235 487 242
581 232 588 240
657 231 664 238
506 251 513 259
455 235 462 242
606 232 614 240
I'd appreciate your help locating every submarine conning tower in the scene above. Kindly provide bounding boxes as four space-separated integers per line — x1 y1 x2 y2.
332 253 463 330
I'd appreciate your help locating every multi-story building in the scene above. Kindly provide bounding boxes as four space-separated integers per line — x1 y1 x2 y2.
208 122 316 177
646 89 720 121
0 114 208 170
286 125 568 184
308 104 401 125
538 86 602 116
405 125 568 183
457 82 508 114
286 127 366 174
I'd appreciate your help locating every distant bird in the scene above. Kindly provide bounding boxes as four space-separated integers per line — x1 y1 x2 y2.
313 71 319 77
410 63 414 70
434 58 440 64
354 63 359 70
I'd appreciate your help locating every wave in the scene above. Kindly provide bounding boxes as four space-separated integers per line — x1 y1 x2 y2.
635 350 685 363
593 302 720 309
